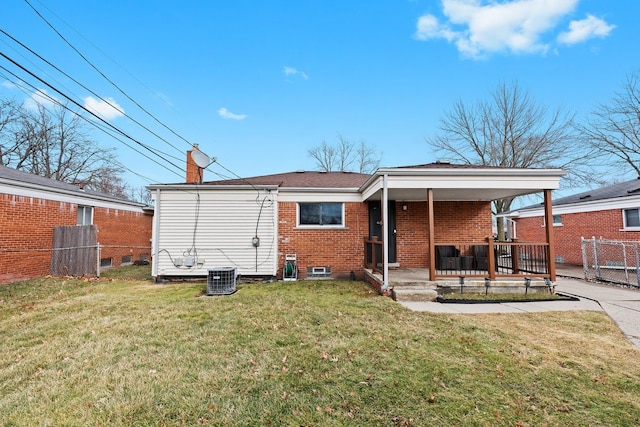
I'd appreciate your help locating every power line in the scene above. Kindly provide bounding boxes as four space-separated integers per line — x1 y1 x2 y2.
32 0 182 113
0 52 186 176
0 66 183 181
0 29 188 159
13 0 261 190
23 0 196 150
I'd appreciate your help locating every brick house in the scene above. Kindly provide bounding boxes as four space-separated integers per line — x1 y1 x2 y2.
0 165 153 284
148 149 565 291
504 178 640 266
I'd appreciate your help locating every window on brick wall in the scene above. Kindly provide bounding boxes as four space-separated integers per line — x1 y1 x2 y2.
623 209 640 228
298 203 343 227
542 214 563 226
77 206 93 225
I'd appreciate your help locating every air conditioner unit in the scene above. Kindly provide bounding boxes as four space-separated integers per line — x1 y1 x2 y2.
207 267 237 295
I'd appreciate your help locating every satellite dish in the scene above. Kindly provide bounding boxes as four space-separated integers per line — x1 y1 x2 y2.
191 147 213 168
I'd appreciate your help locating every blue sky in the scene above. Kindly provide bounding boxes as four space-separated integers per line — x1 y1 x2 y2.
0 0 635 191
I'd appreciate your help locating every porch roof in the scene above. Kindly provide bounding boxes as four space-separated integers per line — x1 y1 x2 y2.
360 164 566 202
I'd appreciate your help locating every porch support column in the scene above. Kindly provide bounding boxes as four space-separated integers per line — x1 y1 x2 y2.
427 188 435 281
543 189 557 281
382 174 389 292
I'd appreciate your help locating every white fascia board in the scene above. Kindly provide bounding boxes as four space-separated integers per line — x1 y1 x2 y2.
151 187 279 202
375 167 566 179
511 195 640 218
360 180 382 201
0 181 145 213
388 175 561 190
147 184 280 192
360 168 565 195
278 188 362 203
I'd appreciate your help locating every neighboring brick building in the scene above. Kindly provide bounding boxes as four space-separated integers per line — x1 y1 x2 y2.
0 165 153 284
504 178 640 265
149 151 564 290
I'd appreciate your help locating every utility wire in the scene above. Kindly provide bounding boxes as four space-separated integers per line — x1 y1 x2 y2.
23 0 195 150
0 29 185 159
0 52 185 175
32 0 183 114
0 66 183 180
17 0 260 189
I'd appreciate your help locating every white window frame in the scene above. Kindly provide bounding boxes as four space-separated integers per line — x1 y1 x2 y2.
623 208 640 230
296 202 345 228
542 214 563 227
77 205 94 226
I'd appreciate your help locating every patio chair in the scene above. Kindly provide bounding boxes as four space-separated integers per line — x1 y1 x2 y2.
473 245 492 271
436 245 461 270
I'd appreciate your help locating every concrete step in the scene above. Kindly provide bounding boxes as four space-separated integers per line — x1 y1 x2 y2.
392 287 438 302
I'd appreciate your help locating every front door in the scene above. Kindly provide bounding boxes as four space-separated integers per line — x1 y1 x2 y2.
368 201 397 263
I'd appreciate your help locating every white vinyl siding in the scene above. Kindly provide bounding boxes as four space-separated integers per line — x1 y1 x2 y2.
153 189 277 277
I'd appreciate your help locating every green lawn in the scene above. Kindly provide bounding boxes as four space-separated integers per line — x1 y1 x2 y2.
1 268 639 426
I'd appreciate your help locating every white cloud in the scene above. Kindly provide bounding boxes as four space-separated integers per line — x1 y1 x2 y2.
23 88 58 110
1 80 17 89
217 107 247 120
558 14 616 45
284 66 309 80
84 96 124 120
414 0 614 58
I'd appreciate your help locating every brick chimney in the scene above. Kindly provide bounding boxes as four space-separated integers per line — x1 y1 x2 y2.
186 145 202 183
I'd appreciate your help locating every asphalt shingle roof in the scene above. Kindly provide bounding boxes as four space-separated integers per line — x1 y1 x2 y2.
516 177 640 211
202 170 372 189
551 178 640 205
0 165 142 205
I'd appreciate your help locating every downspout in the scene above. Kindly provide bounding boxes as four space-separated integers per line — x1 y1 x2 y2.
151 188 161 279
382 173 389 292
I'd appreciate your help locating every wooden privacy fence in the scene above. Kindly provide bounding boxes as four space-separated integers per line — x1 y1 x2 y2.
50 225 98 277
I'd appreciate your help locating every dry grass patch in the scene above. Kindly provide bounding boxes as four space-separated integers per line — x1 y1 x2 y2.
1 272 639 426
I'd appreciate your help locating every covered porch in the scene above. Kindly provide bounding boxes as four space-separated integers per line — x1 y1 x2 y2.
358 164 566 295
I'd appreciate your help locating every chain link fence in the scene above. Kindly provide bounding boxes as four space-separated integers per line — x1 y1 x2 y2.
582 237 640 288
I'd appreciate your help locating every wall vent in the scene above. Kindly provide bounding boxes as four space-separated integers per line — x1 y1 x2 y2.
306 266 332 279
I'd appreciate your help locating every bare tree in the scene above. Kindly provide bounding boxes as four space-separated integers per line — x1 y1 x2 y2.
427 81 594 239
580 72 640 177
2 100 130 198
308 135 381 174
0 98 21 165
129 186 153 206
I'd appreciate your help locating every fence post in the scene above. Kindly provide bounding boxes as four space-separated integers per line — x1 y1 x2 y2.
592 236 600 280
622 242 630 284
581 237 589 280
635 243 640 288
97 244 101 278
